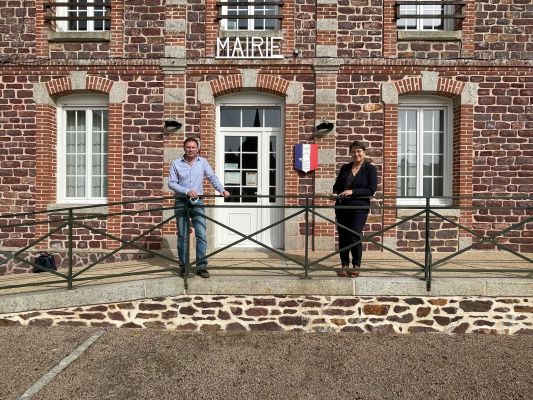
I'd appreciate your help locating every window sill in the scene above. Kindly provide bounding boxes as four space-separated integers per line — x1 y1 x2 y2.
48 31 110 43
397 30 462 42
47 204 109 215
218 30 282 38
397 208 460 218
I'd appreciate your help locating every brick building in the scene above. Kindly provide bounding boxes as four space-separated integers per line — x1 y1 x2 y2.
0 0 531 270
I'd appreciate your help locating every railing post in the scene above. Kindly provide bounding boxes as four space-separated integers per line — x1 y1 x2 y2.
424 197 432 291
184 201 191 289
304 195 310 279
67 209 73 290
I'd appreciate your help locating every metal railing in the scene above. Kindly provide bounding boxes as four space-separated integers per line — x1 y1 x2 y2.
0 195 531 292
44 1 111 31
395 1 466 31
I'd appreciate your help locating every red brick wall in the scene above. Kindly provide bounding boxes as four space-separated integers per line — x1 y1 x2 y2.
0 1 531 260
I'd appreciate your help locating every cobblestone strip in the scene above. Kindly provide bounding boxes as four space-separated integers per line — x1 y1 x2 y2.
1 296 532 335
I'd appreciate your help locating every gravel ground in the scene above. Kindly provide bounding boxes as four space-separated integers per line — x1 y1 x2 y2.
1 327 532 400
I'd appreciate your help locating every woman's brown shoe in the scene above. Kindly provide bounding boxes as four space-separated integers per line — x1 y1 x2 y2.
337 264 349 277
348 265 360 278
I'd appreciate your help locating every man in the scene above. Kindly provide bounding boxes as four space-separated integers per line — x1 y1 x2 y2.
168 138 230 278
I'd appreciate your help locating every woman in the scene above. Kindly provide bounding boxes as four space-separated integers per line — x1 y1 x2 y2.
332 141 377 277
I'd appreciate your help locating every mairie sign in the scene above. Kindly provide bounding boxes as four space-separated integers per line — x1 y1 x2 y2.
294 144 318 173
216 36 283 59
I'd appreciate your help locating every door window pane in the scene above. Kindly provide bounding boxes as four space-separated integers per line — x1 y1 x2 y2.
242 136 257 152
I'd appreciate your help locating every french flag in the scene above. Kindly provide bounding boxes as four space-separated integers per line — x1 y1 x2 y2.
294 144 318 173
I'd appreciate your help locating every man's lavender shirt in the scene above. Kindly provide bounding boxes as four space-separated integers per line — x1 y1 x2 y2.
168 156 225 196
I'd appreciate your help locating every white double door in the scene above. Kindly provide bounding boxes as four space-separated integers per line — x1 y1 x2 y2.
215 104 284 249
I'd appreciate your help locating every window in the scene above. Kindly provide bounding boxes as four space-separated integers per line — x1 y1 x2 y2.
396 0 455 31
397 97 451 205
220 0 281 31
57 96 108 203
55 0 111 32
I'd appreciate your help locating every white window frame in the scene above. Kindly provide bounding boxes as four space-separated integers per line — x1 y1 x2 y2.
57 95 108 204
221 0 281 31
56 0 110 32
397 1 455 31
397 96 452 207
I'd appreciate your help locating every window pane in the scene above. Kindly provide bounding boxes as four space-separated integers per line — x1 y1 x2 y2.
423 178 432 197
242 154 257 169
77 177 85 197
269 170 276 186
220 108 240 127
242 108 262 127
434 154 444 177
225 136 240 152
423 155 432 176
242 187 257 202
66 155 76 174
224 152 240 168
433 178 443 196
264 108 281 127
225 187 240 203
242 136 257 152
92 177 101 197
421 3 444 30
269 151 276 169
270 136 276 152
92 155 102 174
66 177 76 197
66 110 77 131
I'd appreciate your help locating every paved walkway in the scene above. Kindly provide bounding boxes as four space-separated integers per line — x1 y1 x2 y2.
1 250 531 314
1 326 532 400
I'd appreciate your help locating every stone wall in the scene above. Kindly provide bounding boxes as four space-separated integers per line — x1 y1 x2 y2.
475 0 533 60
1 295 531 335
0 2 35 57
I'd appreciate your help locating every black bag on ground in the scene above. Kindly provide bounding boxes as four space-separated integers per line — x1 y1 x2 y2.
33 252 57 273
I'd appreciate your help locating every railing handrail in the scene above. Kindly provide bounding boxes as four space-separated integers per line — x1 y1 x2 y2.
0 195 531 293
1 194 531 221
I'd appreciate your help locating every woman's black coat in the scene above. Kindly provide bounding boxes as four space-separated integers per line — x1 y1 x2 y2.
332 161 378 209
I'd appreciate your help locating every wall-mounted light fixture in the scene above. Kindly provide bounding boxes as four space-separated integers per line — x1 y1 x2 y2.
315 120 334 135
164 117 182 133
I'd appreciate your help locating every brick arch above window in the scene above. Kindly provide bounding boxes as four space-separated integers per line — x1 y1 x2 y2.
35 72 126 105
383 72 477 105
208 74 292 99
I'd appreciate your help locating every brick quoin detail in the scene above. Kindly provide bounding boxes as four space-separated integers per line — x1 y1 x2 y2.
383 1 397 58
107 103 124 249
45 77 72 97
110 1 125 57
34 0 48 57
86 76 114 94
257 75 290 97
394 77 422 95
382 104 398 233
461 0 475 57
209 75 244 97
34 105 57 248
